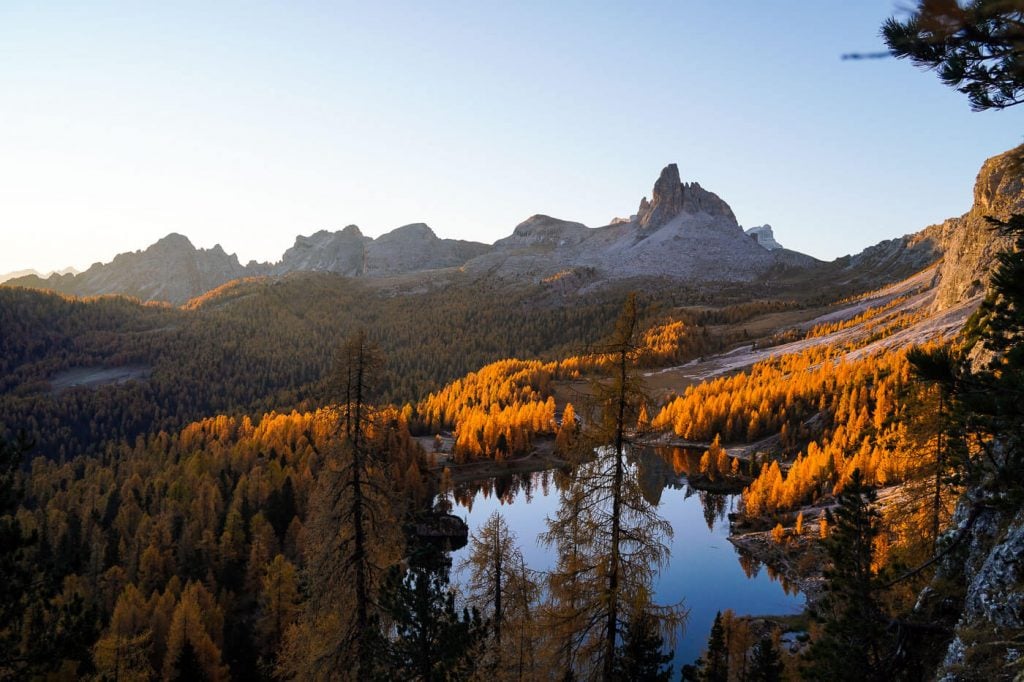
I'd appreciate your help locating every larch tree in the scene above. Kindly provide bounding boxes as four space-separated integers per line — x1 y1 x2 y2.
281 330 399 681
256 554 301 660
459 511 538 674
542 294 685 680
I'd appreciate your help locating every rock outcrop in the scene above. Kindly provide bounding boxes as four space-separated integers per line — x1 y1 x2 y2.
929 146 1023 311
745 225 783 250
364 223 490 276
832 146 1024 313
273 225 369 276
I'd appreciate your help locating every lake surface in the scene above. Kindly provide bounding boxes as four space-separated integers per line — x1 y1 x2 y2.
448 448 804 672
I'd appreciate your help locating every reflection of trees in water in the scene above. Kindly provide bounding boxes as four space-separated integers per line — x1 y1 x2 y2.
698 491 728 531
736 551 763 579
541 449 685 678
764 565 800 596
452 469 554 509
733 548 800 596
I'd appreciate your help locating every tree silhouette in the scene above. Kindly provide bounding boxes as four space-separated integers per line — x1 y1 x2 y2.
883 0 1024 110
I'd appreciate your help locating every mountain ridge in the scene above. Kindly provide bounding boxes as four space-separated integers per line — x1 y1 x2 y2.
6 151 1018 306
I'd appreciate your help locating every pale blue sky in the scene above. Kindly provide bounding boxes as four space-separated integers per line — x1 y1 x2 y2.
1 1 1020 274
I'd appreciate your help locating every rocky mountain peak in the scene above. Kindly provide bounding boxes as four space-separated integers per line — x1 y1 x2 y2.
378 223 437 241
152 232 195 250
636 164 737 230
974 145 1024 215
637 164 685 230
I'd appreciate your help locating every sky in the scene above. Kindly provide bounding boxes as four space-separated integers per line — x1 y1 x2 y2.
1 1 1021 275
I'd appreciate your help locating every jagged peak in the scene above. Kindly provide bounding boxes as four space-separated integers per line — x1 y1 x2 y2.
635 163 736 230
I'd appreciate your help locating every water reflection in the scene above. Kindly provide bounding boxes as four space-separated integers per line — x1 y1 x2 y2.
447 454 804 669
452 469 559 510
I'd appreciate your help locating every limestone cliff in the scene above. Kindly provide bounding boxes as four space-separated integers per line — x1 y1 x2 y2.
930 146 1024 311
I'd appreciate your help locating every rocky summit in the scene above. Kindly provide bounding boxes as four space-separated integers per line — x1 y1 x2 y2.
466 163 819 282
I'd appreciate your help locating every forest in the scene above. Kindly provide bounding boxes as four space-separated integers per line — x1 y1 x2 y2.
3 1 1024 679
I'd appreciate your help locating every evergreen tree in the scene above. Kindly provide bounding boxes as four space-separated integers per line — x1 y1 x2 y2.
748 636 783 682
381 541 485 681
611 610 673 681
907 344 965 550
962 214 1024 495
171 638 208 682
804 469 892 680
701 611 728 682
883 0 1024 110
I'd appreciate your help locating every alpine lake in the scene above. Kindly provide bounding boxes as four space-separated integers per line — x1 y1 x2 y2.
445 446 804 672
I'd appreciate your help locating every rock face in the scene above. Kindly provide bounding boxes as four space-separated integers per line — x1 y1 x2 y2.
922 495 1024 680
929 146 1023 311
745 225 783 250
467 163 819 282
818 149 1024 306
272 223 491 278
273 226 369 276
6 234 250 305
364 223 491 276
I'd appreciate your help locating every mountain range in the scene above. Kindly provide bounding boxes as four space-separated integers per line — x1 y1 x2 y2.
3 156 1006 306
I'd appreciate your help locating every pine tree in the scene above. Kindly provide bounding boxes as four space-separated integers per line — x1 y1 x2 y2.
611 610 673 681
804 469 891 680
702 611 728 682
381 541 486 680
883 0 1024 110
748 636 783 682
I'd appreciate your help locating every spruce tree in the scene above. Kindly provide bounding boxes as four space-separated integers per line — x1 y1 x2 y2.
611 610 673 681
804 469 891 680
381 541 485 680
701 611 728 682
